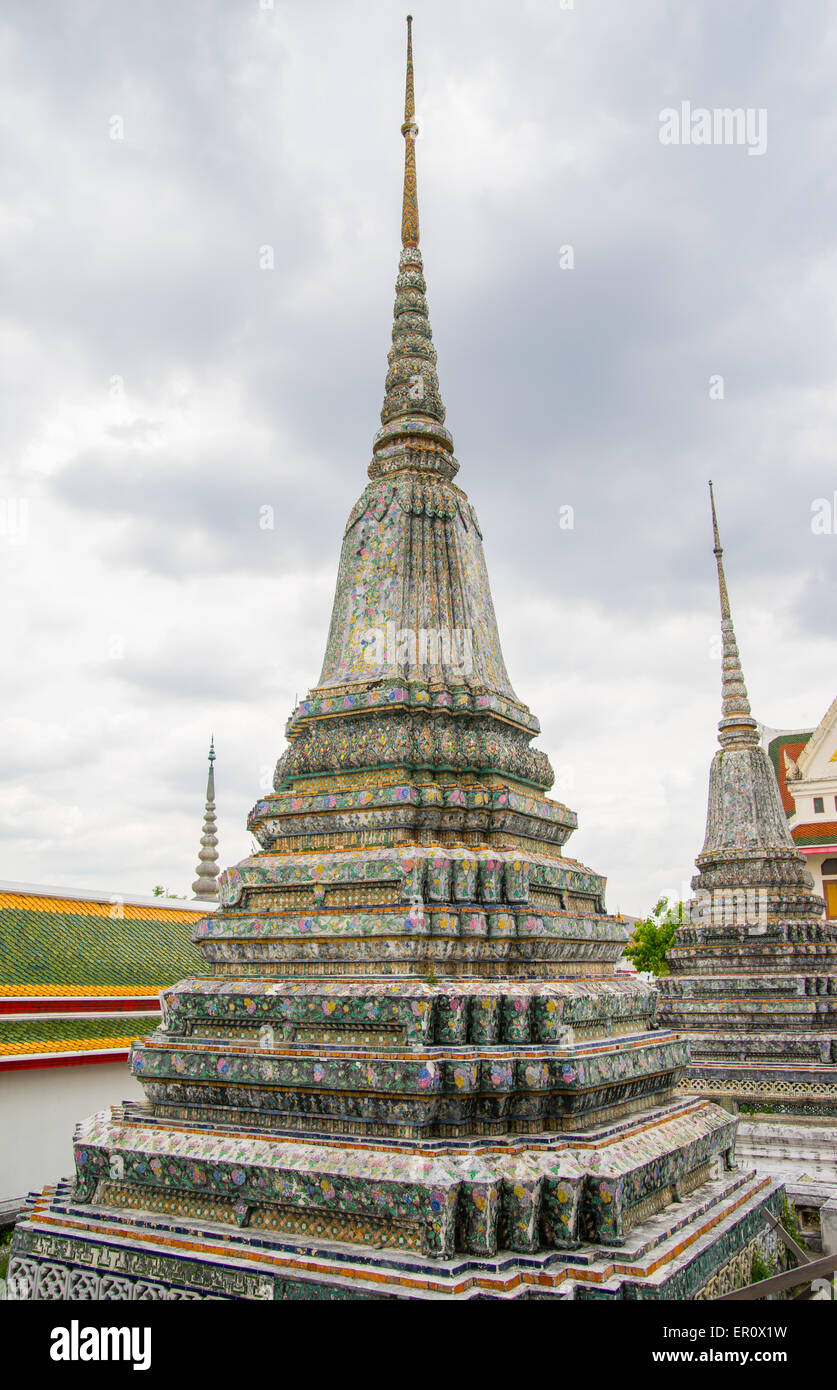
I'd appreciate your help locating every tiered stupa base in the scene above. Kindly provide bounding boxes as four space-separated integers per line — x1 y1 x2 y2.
11 786 787 1299
9 749 790 1300
9 1094 782 1301
659 884 837 1237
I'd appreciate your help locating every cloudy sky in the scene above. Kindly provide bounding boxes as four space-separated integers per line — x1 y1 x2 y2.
1 0 835 913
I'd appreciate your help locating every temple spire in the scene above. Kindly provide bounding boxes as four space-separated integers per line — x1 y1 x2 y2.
401 16 420 248
192 738 220 900
708 482 759 749
371 15 456 474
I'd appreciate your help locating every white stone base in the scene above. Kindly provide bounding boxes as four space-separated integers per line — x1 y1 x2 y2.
735 1114 837 1249
0 1062 143 1206
736 1115 837 1186
820 1195 837 1255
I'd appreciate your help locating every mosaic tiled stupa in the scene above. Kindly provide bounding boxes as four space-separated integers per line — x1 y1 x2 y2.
9 21 784 1302
659 485 837 1120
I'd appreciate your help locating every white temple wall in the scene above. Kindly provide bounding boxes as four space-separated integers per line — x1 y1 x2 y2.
0 1063 143 1206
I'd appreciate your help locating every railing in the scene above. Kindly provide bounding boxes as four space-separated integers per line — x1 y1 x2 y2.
713 1210 836 1300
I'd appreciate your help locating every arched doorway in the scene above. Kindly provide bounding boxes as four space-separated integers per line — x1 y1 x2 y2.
822 858 837 921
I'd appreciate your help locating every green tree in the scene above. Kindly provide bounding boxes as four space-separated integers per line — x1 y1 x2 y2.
0 1229 12 1282
152 886 186 899
623 897 687 976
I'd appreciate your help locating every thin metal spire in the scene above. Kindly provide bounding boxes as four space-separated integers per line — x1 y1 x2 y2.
708 482 758 749
709 479 731 621
401 15 420 249
371 14 453 468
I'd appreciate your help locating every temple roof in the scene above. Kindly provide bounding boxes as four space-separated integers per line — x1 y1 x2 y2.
0 882 210 1069
760 700 837 848
766 730 815 814
792 821 837 848
796 695 837 781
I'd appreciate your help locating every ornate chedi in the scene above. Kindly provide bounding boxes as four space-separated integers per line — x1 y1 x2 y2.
659 484 837 1123
8 22 784 1303
192 740 220 902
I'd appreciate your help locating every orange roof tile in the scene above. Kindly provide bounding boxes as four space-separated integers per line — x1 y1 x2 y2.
0 985 162 998
793 822 837 840
0 1036 140 1057
0 892 206 923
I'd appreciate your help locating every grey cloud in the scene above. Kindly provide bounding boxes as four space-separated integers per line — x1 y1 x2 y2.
2 0 836 911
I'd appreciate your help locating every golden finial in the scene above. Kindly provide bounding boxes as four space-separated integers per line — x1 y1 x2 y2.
401 15 420 249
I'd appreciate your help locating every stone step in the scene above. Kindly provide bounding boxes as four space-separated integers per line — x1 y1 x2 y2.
5 1168 780 1301
64 1098 736 1255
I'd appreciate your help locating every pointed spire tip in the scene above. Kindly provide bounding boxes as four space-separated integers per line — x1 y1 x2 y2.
708 479 722 556
371 14 458 469
707 480 757 746
193 738 220 899
401 9 419 248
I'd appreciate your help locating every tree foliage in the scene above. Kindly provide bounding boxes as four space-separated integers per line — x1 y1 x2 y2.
623 896 687 976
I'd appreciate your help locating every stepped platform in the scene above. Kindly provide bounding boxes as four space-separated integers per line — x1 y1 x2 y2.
8 1108 781 1301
